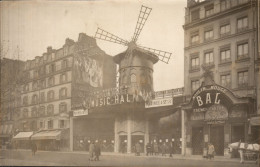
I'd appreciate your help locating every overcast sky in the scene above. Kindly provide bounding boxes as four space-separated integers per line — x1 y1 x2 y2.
1 0 186 91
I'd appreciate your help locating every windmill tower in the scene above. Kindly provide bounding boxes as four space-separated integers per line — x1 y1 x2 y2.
95 5 172 100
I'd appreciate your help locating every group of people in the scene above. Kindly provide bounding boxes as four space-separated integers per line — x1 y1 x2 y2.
146 142 176 157
88 142 101 161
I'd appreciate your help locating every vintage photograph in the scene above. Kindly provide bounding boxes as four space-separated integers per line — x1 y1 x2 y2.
0 0 259 166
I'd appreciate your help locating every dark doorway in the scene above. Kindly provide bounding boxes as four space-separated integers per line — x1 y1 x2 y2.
210 125 224 156
192 127 203 155
131 135 144 153
119 135 127 153
231 125 245 142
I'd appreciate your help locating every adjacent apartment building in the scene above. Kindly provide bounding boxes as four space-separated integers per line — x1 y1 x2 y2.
14 33 116 150
183 0 258 156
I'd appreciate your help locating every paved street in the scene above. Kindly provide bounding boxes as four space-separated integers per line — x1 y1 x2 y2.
0 149 258 166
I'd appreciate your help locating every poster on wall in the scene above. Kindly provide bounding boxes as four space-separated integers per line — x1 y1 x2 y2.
73 54 103 88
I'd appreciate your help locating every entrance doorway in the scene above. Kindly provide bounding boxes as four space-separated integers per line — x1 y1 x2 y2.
131 135 144 153
119 135 127 153
210 125 224 156
192 127 203 155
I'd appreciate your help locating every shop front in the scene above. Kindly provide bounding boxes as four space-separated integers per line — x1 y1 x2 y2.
182 84 253 157
12 131 34 149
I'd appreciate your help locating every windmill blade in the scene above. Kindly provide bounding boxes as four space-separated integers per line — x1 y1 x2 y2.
132 5 152 43
138 45 172 64
95 28 129 46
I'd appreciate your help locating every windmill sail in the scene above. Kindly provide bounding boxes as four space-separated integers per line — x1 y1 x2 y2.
95 28 129 46
138 45 172 64
132 5 152 42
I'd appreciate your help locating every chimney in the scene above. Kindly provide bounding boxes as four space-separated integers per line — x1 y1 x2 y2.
47 46 52 53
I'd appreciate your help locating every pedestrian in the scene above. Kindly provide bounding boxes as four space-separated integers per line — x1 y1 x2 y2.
169 142 174 157
153 142 159 156
207 143 215 160
94 142 101 161
135 142 141 156
161 142 167 156
31 142 37 156
89 142 95 161
146 142 151 156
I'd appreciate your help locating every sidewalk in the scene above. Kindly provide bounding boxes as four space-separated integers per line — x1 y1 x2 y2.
5 149 241 163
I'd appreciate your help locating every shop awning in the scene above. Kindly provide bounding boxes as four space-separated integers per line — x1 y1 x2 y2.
250 116 260 126
31 130 61 140
13 132 33 140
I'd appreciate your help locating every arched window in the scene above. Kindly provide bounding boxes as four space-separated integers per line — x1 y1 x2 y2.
59 102 67 113
39 106 45 116
32 94 38 104
47 90 55 101
23 109 29 118
47 104 54 115
130 74 136 83
23 96 28 105
59 88 67 99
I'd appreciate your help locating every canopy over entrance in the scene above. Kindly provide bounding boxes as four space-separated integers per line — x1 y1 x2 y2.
31 130 61 140
13 132 33 140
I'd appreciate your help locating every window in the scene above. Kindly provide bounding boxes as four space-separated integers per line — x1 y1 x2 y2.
39 80 45 89
60 73 67 83
23 109 29 118
32 94 38 105
33 70 38 78
32 81 38 90
61 59 68 69
204 51 214 65
238 71 248 86
191 9 200 21
23 84 29 92
130 74 136 83
23 96 28 105
59 103 67 113
237 43 248 59
40 121 44 129
220 74 231 88
49 64 55 73
220 24 230 36
220 49 231 62
237 17 248 30
48 120 53 129
48 77 55 86
39 106 45 116
191 34 199 44
31 107 38 117
220 0 229 11
47 104 54 115
59 88 67 99
59 120 65 128
191 80 200 92
204 29 213 41
47 90 55 101
205 4 214 17
40 92 45 103
191 57 199 70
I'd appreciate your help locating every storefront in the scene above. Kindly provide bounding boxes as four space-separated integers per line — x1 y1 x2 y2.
182 84 253 157
12 131 33 149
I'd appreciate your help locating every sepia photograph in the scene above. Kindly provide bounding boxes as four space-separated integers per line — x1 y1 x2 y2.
0 0 259 166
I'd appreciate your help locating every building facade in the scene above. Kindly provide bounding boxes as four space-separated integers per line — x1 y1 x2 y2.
183 0 258 156
14 33 116 150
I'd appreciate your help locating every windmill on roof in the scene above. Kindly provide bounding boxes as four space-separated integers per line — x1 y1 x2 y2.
94 5 172 101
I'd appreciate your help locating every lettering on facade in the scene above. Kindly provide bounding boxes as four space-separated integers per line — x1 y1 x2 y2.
204 104 228 122
145 98 173 108
73 109 88 117
196 92 221 107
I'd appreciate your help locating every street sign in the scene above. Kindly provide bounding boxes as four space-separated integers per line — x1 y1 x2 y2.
145 98 173 108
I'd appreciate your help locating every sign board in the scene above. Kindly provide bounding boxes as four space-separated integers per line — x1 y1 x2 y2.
145 98 173 108
73 109 88 117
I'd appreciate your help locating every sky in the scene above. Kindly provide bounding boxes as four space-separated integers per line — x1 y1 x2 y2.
1 0 186 91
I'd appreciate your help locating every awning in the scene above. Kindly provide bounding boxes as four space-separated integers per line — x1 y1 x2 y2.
31 130 61 140
250 116 260 126
13 132 33 140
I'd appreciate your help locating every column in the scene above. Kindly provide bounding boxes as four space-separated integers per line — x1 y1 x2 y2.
144 118 149 154
181 109 186 156
69 117 73 151
127 114 131 153
114 117 119 153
